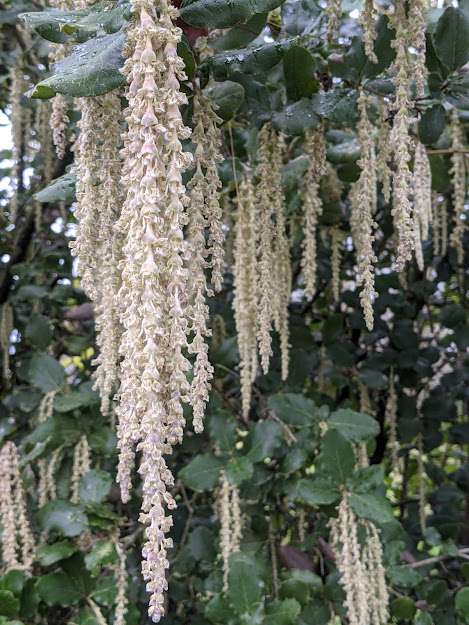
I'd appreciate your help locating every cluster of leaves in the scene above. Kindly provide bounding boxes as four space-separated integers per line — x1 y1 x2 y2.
0 0 468 624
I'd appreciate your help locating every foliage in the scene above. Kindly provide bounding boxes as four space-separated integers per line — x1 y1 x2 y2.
0 1 468 625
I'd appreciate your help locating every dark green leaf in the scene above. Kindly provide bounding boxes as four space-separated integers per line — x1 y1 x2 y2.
283 46 317 101
25 314 52 350
286 478 340 506
34 173 76 203
226 456 254 485
179 454 223 492
418 105 446 145
455 587 469 620
317 430 355 485
31 32 125 98
212 13 267 50
0 571 26 596
84 540 117 576
38 500 88 537
246 420 282 462
328 408 380 442
272 98 320 136
25 353 65 393
180 0 285 28
265 598 301 625
433 7 469 71
268 393 317 427
206 81 245 121
358 368 388 390
348 493 394 526
79 469 112 504
36 541 77 566
227 552 263 613
36 572 81 606
390 597 416 620
0 590 19 618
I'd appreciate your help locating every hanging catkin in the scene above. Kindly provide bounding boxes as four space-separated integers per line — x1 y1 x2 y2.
186 89 224 432
408 0 428 99
271 131 291 381
8 57 26 223
1 302 13 380
256 124 276 374
70 435 91 503
116 2 193 620
326 0 342 40
389 3 415 272
449 109 466 266
376 100 391 202
114 538 128 625
37 390 58 506
301 128 326 299
0 442 35 573
91 93 124 417
330 227 342 303
385 369 399 467
329 493 389 625
412 141 432 271
233 175 258 417
217 472 242 591
360 0 377 63
350 90 377 331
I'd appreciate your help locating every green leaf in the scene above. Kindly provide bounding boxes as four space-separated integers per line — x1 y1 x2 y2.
327 139 360 164
0 590 19 618
433 7 469 71
188 526 216 562
314 89 358 125
455 588 469 620
31 32 125 99
418 104 446 145
279 570 322 604
268 393 317 426
25 314 52 350
283 46 318 101
265 598 301 625
36 541 77 566
208 411 238 452
84 540 117 576
20 2 130 44
0 571 26 596
54 388 99 413
206 81 245 121
25 353 65 393
226 456 254 485
391 597 416 620
358 368 388 390
180 0 286 28
272 98 320 136
210 39 294 79
212 12 267 50
179 454 223 492
79 469 112 504
286 478 340 506
387 565 423 589
34 173 76 204
348 493 394 526
36 572 81 606
205 594 233 623
317 430 355 485
38 500 88 537
246 420 282 462
328 409 379 442
227 552 263 613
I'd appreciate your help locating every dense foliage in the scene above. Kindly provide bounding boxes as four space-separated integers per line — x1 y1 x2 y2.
0 1 468 625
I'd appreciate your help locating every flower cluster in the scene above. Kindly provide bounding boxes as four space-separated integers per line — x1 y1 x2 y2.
37 391 59 506
330 227 343 303
116 1 192 620
1 302 13 380
301 128 326 300
70 435 91 503
8 58 26 222
0 442 35 573
217 471 242 591
360 0 377 62
329 493 389 625
350 90 377 331
412 140 432 271
449 109 467 266
187 90 224 432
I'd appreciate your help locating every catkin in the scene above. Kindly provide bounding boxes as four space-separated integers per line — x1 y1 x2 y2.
449 109 466 266
0 442 35 573
1 302 13 380
330 227 342 303
330 494 389 625
116 2 193 620
301 128 326 299
70 435 91 503
351 90 377 331
8 57 26 222
218 472 242 591
233 175 258 417
360 0 377 63
389 3 415 272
